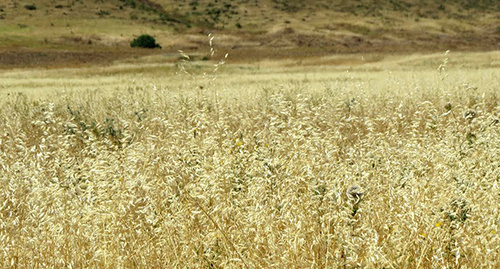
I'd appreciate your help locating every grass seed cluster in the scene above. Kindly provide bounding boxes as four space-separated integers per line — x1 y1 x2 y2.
0 65 498 268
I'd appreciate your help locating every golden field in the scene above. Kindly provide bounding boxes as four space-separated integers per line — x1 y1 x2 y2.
0 51 499 268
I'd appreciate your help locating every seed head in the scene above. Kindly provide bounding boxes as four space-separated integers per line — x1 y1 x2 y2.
464 110 476 120
346 185 364 201
444 103 452 111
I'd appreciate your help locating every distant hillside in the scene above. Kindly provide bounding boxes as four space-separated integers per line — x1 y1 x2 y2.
0 0 498 67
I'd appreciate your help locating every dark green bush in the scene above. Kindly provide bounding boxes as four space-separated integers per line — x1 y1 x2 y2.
24 4 36 10
121 0 136 8
130 34 162 49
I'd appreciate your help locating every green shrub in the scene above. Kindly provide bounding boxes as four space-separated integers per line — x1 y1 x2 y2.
24 4 36 10
121 0 136 8
130 34 162 49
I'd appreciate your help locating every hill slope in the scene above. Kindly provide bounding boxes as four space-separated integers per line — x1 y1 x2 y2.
0 0 498 67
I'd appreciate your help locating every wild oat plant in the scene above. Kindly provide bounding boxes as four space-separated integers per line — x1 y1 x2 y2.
0 67 498 268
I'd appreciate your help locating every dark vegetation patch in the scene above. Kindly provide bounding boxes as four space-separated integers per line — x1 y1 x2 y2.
130 34 162 49
24 4 37 11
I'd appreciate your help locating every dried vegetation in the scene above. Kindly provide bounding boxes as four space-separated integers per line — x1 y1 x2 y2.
0 56 499 268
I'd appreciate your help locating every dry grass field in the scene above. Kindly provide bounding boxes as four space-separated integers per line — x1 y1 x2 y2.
0 51 498 268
